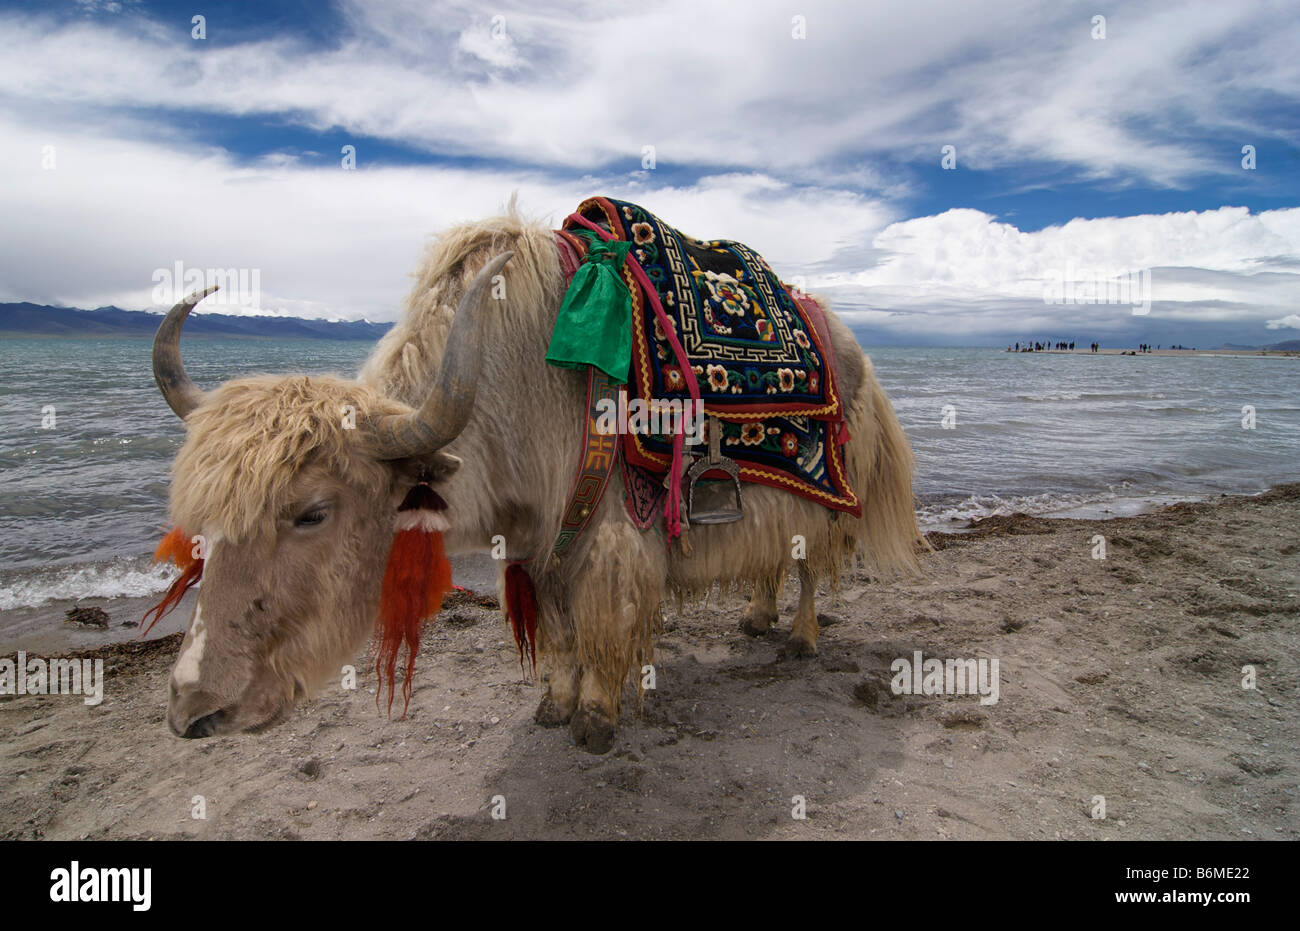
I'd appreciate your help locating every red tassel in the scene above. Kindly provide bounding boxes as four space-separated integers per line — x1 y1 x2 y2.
142 527 204 635
375 520 452 718
503 562 538 673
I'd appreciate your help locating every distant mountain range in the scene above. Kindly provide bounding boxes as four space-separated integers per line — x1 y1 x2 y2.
1218 340 1300 351
5 300 1298 352
0 302 394 340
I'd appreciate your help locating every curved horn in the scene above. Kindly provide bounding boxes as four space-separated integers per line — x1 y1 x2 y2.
372 251 513 459
153 286 219 420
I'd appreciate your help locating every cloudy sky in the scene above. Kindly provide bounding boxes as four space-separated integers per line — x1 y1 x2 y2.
1 0 1297 346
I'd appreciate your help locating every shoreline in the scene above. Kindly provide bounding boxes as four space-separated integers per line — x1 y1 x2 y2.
0 553 501 656
2 484 1290 656
917 490 1220 534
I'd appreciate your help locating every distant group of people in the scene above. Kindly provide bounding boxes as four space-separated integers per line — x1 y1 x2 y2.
1006 341 1184 354
1012 340 1076 352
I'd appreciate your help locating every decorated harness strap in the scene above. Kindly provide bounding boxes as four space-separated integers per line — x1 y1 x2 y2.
551 367 621 559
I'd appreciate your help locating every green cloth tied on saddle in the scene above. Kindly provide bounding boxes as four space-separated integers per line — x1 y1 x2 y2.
545 236 634 384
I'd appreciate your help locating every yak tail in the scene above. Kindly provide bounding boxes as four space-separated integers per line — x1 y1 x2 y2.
848 357 927 578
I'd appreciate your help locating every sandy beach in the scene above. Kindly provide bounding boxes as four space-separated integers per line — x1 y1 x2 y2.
1 485 1296 840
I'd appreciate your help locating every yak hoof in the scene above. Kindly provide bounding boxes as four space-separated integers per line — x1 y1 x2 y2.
570 707 617 755
739 613 776 637
782 635 817 659
534 694 572 728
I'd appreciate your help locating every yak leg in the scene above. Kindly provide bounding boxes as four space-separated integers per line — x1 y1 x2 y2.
513 572 579 727
568 522 663 754
740 573 781 637
535 640 580 727
784 562 819 658
569 601 635 754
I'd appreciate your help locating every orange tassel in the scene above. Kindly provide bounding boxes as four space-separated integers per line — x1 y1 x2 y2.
154 525 199 571
142 526 204 634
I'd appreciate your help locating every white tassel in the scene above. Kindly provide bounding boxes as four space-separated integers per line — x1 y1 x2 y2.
394 510 449 533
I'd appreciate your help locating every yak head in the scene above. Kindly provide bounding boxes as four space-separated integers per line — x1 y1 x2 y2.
150 253 511 739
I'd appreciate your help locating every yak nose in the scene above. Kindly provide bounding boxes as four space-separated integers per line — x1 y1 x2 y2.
179 710 225 739
167 682 227 738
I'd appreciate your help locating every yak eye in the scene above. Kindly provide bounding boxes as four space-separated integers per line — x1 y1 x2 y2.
294 506 329 528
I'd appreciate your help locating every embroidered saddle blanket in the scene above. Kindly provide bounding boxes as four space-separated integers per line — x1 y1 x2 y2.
555 197 861 519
